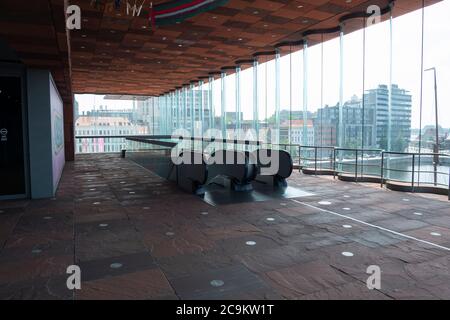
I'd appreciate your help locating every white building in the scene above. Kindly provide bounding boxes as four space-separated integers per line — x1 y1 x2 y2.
75 116 148 153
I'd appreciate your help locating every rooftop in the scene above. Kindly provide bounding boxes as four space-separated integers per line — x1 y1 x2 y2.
1 153 449 299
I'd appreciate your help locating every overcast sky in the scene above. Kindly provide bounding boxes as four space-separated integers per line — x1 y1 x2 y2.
76 0 450 129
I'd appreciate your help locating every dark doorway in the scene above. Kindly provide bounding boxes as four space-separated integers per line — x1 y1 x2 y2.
0 76 26 196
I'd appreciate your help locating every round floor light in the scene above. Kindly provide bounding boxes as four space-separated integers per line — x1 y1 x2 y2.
342 225 352 229
110 263 123 269
266 218 275 222
430 232 441 237
246 241 256 246
342 252 354 257
210 280 224 287
318 201 332 205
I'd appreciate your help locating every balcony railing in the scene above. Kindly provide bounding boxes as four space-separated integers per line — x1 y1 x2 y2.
75 135 450 199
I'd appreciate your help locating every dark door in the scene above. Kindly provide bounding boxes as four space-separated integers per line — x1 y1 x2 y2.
0 76 25 196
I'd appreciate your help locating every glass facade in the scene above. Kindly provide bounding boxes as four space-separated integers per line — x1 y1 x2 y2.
74 1 450 188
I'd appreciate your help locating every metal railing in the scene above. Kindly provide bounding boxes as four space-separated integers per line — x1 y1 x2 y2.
76 135 450 199
334 148 383 181
381 151 450 190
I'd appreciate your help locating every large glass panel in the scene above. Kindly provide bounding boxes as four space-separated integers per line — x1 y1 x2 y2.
421 0 450 187
364 10 391 155
322 33 341 148
342 18 365 150
256 55 268 142
423 0 450 154
193 81 203 137
210 74 221 132
74 94 151 154
255 53 276 144
278 46 291 146
239 63 254 138
290 43 304 163
224 70 236 140
389 3 424 183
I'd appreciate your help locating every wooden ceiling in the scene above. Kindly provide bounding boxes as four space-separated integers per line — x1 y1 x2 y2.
0 0 439 99
0 0 72 102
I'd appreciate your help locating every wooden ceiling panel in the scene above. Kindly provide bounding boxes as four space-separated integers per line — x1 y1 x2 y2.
0 0 435 97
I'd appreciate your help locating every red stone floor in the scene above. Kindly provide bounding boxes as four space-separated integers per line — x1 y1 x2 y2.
0 153 449 300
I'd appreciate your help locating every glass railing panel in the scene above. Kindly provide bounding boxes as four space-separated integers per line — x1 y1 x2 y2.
75 137 128 154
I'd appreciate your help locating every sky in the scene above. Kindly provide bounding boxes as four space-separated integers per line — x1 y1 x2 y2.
75 0 450 129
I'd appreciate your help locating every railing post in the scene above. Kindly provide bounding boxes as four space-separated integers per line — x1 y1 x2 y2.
448 167 450 201
314 147 318 176
355 150 358 181
411 154 415 192
298 146 301 172
381 152 384 188
333 148 337 180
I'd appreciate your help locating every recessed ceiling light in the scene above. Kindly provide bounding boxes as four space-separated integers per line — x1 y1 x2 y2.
212 16 217 19
133 39 137 42
263 24 268 27
81 34 87 38
162 37 167 40
303 19 309 24
178 44 183 47
238 38 242 41
126 50 130 52
297 5 303 9
81 46 85 49
253 11 259 14
110 30 116 33
142 26 147 29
